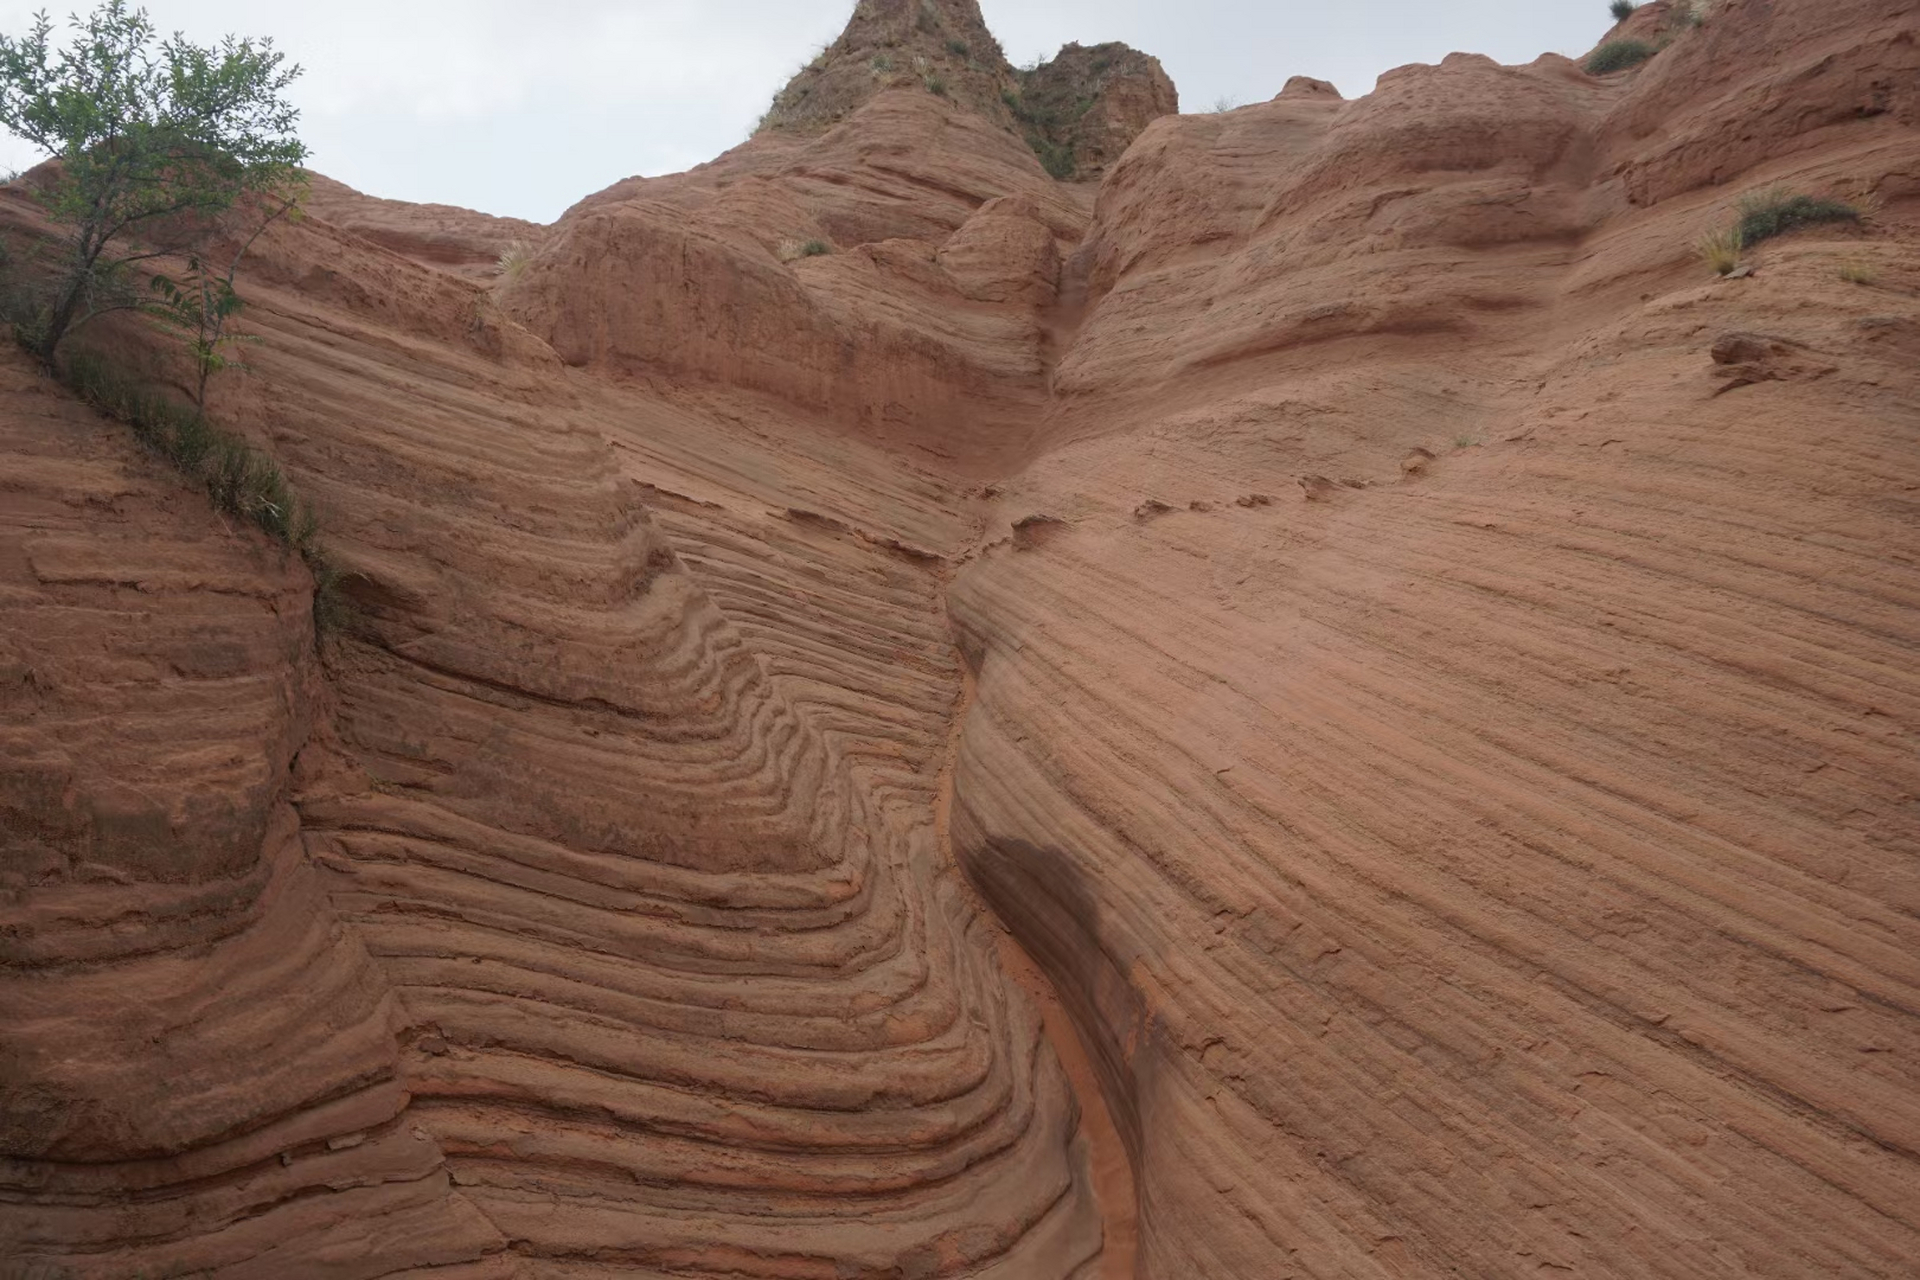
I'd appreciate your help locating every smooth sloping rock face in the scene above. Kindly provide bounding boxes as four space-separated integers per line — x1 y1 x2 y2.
301 173 545 280
950 0 1920 1273
2 0 1918 1275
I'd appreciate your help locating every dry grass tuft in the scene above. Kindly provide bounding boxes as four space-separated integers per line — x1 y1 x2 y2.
495 241 534 280
1697 226 1744 276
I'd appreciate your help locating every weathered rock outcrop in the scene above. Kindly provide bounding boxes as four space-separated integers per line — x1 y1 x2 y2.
1012 43 1179 180
2 0 1917 1275
760 0 1174 185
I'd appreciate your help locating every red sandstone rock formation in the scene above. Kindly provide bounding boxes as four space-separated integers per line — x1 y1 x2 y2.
2 0 1917 1275
301 173 545 280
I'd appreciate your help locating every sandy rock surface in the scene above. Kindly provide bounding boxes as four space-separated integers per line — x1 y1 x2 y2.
2 0 1917 1275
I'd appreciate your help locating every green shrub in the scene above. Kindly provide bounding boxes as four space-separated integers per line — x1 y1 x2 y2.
799 239 830 258
946 39 969 57
1035 140 1076 180
1735 188 1861 247
870 53 893 73
1609 0 1636 19
924 74 948 97
1586 39 1656 74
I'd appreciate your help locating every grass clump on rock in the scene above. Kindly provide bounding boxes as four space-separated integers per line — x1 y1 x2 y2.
778 238 831 262
495 241 533 280
1586 39 1656 74
1696 225 1744 276
1735 188 1861 247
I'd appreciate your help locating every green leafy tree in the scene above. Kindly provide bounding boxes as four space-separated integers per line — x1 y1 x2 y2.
0 1 306 363
148 194 295 407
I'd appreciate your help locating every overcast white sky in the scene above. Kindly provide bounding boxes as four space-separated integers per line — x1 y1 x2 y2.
0 1 1605 223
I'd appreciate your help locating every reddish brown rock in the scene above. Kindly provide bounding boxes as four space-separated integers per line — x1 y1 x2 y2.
302 172 546 280
760 0 1175 186
2 0 1918 1275
1014 42 1180 180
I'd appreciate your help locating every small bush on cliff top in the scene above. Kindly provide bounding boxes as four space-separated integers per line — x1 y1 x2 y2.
1609 0 1636 20
1586 39 1656 74
1735 188 1862 247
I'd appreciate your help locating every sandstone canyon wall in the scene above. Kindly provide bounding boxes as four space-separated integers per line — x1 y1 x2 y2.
2 0 1917 1277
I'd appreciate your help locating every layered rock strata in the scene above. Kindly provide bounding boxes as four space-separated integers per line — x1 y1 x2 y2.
2 0 1917 1275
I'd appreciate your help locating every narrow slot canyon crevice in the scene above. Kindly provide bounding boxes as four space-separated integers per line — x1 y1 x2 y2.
934 633 1144 1279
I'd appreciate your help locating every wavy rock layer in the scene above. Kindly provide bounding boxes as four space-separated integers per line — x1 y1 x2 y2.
0 351 507 1277
2 0 1918 1275
952 0 1920 1274
1 72 1108 1280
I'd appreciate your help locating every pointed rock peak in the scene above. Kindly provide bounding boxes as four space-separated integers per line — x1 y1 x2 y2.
760 0 1016 136
1010 43 1179 180
758 0 1177 182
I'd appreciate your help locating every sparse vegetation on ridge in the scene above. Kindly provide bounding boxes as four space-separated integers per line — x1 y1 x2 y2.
1004 75 1085 180
1667 0 1706 29
58 347 346 635
1609 0 1636 20
1585 39 1656 74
